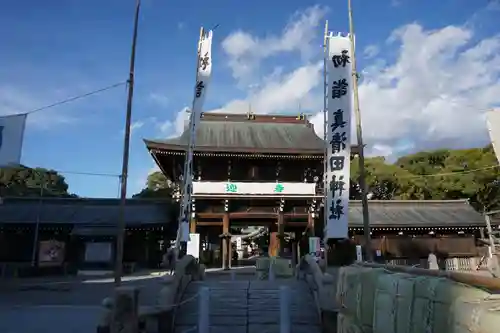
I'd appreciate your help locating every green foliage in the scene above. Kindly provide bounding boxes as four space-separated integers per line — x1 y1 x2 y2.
350 145 500 212
0 165 76 197
133 170 174 198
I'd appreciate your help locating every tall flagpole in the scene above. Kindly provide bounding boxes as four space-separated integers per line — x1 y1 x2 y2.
173 27 205 261
348 0 373 260
115 0 141 286
322 20 329 262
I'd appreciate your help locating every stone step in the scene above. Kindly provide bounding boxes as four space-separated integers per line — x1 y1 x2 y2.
248 312 319 325
174 280 320 333
175 315 249 326
174 325 247 333
248 324 322 333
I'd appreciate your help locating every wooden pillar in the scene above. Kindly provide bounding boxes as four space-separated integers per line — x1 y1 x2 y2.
189 218 196 234
308 211 314 238
278 212 285 257
269 232 278 257
222 213 229 270
291 232 298 267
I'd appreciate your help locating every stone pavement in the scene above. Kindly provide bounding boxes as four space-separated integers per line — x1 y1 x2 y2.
174 279 321 333
0 273 169 333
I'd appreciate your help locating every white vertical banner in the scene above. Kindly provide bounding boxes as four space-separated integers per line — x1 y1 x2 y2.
486 108 500 164
324 33 353 239
0 114 27 167
178 29 213 243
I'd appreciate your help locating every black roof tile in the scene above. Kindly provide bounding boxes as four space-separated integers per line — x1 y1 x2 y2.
0 197 174 225
144 113 329 154
349 200 486 227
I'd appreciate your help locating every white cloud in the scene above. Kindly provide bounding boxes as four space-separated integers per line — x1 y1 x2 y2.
155 106 190 138
122 120 144 136
0 86 77 128
221 5 327 85
148 92 169 107
350 23 500 156
215 11 500 159
151 5 500 163
211 62 323 115
363 45 379 59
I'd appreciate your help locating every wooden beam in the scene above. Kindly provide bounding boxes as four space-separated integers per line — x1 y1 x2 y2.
197 212 309 219
195 221 223 226
197 213 224 218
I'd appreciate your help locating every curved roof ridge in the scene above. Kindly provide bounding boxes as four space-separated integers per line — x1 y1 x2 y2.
144 113 348 154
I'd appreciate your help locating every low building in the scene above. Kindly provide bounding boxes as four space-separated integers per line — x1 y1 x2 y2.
0 197 177 276
0 196 495 273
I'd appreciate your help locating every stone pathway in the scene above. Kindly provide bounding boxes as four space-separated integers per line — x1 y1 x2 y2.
174 279 321 333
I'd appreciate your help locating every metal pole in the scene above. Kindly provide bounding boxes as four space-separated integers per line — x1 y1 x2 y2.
198 286 210 333
347 0 373 261
279 286 291 333
31 172 44 267
322 20 329 263
173 27 205 262
114 0 141 286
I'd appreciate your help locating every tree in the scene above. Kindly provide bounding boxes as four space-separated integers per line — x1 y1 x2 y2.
348 145 500 211
350 156 428 200
0 165 76 197
133 170 174 198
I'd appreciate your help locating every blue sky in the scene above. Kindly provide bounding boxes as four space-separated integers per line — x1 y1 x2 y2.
1 0 499 198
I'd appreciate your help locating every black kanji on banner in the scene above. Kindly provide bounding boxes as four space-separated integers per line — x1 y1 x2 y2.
331 109 347 132
329 156 345 172
331 79 348 99
329 199 345 220
329 175 346 196
200 52 210 70
330 132 347 154
331 50 350 68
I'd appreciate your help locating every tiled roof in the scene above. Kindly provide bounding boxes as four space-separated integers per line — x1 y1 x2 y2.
0 197 175 225
349 200 485 227
144 113 347 154
0 198 487 228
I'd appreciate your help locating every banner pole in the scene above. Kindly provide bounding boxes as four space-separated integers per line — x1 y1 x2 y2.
322 20 329 263
348 0 373 260
174 27 204 261
115 0 141 286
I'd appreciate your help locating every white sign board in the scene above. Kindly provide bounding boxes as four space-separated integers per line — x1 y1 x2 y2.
186 233 200 259
324 32 353 239
355 245 363 262
309 237 320 254
84 242 112 262
192 182 316 195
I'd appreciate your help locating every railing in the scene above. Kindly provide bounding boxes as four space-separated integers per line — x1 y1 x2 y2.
175 284 292 333
96 257 294 333
96 255 205 333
